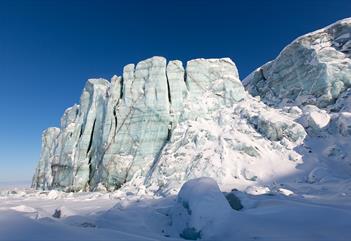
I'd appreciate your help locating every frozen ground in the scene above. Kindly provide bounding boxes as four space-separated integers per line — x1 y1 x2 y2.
1 176 351 241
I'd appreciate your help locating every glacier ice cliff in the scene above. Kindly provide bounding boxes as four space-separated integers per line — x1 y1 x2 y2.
243 18 351 189
33 57 252 191
32 56 306 192
243 18 351 108
33 18 351 194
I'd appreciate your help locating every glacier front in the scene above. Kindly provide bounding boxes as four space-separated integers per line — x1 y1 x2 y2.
32 56 306 193
33 18 351 194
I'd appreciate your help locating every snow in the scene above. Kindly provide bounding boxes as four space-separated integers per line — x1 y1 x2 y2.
300 105 331 132
1 176 351 241
9 205 37 213
170 177 232 240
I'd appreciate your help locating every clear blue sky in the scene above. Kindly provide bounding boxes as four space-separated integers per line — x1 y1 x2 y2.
0 0 350 182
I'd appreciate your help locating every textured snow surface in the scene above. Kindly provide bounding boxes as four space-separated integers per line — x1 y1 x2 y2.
1 176 351 241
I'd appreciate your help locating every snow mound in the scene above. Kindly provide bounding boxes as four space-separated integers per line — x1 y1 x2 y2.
300 105 331 133
170 177 232 240
10 205 37 213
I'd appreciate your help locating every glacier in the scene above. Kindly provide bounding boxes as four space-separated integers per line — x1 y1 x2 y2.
33 18 351 197
243 17 351 108
32 57 247 191
32 56 306 193
5 17 351 241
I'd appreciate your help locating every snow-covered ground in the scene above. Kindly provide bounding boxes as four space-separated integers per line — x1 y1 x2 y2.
1 176 351 241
